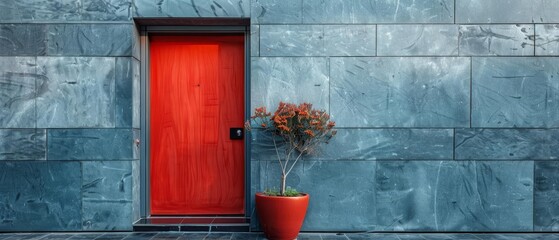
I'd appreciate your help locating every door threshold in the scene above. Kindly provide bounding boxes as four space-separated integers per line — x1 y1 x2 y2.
133 216 250 232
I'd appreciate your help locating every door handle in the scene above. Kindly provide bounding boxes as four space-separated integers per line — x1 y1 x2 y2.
230 128 243 140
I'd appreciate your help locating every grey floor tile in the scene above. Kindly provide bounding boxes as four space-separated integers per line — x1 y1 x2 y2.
420 234 480 240
122 232 157 240
298 233 323 240
177 233 208 240
230 233 263 240
67 233 103 240
321 233 349 239
95 233 129 240
397 234 425 240
203 233 232 240
152 233 184 240
38 234 76 240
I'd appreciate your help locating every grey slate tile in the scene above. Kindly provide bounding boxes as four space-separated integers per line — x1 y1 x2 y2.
472 57 559 127
378 25 458 56
115 58 139 128
330 57 470 127
81 0 133 21
0 57 37 128
0 0 81 21
536 24 559 56
48 129 135 160
0 161 82 231
0 24 46 56
36 57 115 128
135 0 249 18
456 0 559 23
251 0 302 24
47 24 134 56
535 161 559 231
459 25 535 56
0 129 46 161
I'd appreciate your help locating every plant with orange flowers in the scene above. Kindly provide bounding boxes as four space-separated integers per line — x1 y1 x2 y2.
246 102 336 196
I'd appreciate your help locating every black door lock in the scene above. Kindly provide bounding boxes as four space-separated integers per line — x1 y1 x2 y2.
230 128 243 140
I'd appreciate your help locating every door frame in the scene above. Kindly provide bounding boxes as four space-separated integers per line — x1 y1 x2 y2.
139 25 251 218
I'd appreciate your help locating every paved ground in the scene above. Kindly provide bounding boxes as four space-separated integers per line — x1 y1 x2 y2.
0 232 558 240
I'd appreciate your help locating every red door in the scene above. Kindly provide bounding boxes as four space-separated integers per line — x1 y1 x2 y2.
149 34 245 215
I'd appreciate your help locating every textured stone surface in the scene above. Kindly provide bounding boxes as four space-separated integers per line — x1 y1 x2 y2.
375 161 533 231
302 0 454 24
536 24 559 56
47 24 133 56
82 161 133 230
81 0 133 21
116 58 140 128
0 129 45 161
258 161 376 231
36 57 115 128
456 0 559 23
48 129 134 160
0 0 81 21
132 160 140 223
459 25 535 56
330 57 470 127
251 25 259 56
455 129 559 160
251 129 453 161
251 57 329 111
251 0 301 24
135 0 249 17
472 57 559 127
260 25 376 56
0 161 81 231
535 161 559 231
377 25 458 56
0 24 46 56
0 57 37 128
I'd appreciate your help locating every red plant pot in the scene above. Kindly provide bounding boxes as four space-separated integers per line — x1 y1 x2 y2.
255 193 310 240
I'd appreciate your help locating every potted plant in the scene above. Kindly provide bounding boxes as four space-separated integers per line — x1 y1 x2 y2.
246 102 336 240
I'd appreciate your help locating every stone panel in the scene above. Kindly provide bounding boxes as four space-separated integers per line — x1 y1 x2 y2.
377 25 458 56
258 161 376 231
0 0 81 21
115 57 138 128
472 57 559 127
0 24 46 56
459 25 534 56
0 161 81 231
536 24 559 56
455 129 559 160
82 161 133 230
324 25 376 56
36 57 115 128
135 0 249 18
535 161 559 231
330 57 470 127
251 57 329 111
48 129 134 160
375 161 533 231
81 0 133 21
260 25 323 57
47 24 133 56
0 57 37 128
456 0 559 23
302 0 454 24
0 129 46 161
251 0 301 24
251 25 259 56
250 129 453 161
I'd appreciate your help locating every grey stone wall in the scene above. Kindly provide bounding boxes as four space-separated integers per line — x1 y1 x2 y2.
0 0 140 231
1 0 559 233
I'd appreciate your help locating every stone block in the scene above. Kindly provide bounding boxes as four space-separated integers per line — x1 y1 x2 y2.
250 129 453 161
47 24 133 56
82 161 133 230
472 57 559 127
330 57 470 127
36 57 115 128
135 0 249 18
375 161 533 231
251 25 259 56
0 24 46 56
81 0 133 21
535 161 559 231
302 0 454 24
0 129 46 161
378 25 458 56
251 0 301 24
456 0 559 23
0 161 82 231
459 25 534 56
115 58 140 128
251 57 329 111
0 0 80 21
48 129 135 160
536 24 559 56
0 57 37 128
455 129 559 160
